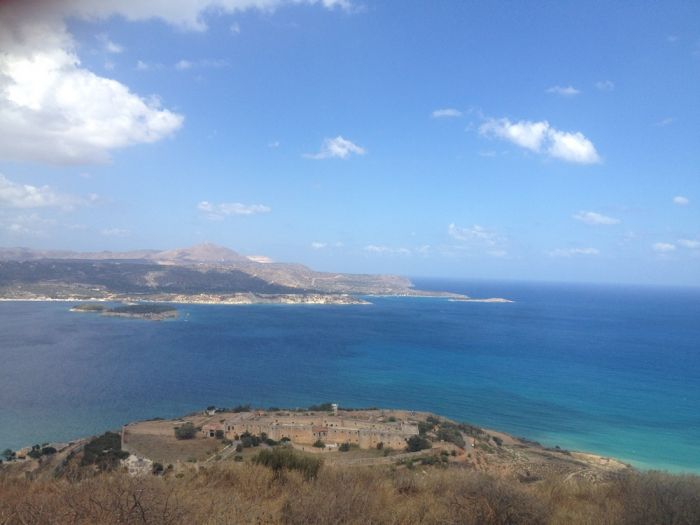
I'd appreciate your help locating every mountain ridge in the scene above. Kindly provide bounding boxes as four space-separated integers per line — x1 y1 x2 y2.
0 243 453 298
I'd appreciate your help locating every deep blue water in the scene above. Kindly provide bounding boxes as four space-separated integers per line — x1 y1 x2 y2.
1 279 699 472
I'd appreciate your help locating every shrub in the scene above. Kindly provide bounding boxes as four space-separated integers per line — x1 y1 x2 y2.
41 446 57 456
253 448 323 480
81 432 129 470
235 444 243 453
307 403 334 412
312 439 325 448
418 421 433 435
376 442 384 450
405 435 432 452
174 422 197 440
240 432 261 448
152 462 164 475
436 422 466 448
231 404 251 413
339 443 351 452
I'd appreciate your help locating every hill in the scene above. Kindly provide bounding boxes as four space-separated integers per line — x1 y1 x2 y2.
1 406 698 525
0 243 461 301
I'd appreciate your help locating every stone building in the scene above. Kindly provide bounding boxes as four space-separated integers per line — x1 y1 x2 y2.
218 412 418 449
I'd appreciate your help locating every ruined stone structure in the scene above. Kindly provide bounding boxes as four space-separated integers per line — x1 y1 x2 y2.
211 412 418 449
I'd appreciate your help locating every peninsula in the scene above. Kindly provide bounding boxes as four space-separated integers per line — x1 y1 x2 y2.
0 243 508 305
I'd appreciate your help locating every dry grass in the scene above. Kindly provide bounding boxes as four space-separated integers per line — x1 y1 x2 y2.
1 459 699 525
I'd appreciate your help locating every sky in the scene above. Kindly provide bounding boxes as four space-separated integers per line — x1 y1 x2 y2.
0 0 699 285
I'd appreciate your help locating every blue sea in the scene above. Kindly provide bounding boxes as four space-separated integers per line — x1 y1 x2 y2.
1 279 699 472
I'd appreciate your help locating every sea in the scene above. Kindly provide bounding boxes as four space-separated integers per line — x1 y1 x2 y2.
1 279 699 473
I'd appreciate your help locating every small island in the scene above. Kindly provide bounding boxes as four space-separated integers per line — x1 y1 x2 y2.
71 303 178 320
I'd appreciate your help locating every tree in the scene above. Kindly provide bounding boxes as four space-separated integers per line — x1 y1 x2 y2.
406 435 432 452
312 439 325 448
174 422 197 440
2 449 14 461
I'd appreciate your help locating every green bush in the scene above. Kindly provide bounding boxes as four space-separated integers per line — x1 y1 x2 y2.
312 439 325 448
81 432 129 470
240 432 261 448
174 422 197 440
253 448 323 480
339 443 351 452
436 422 466 448
405 435 432 453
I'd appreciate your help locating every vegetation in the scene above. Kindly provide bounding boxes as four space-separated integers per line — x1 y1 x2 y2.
405 435 432 452
240 432 261 448
1 462 698 524
307 402 334 412
312 439 325 448
252 448 323 480
80 432 129 471
174 423 197 440
435 421 466 448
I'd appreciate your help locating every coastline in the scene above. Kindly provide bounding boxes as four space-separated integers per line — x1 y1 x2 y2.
3 406 633 480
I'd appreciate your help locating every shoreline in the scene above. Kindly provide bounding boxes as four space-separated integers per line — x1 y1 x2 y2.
3 406 634 478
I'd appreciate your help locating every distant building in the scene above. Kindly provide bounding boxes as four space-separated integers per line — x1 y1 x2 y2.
122 455 153 476
202 422 224 438
214 412 418 449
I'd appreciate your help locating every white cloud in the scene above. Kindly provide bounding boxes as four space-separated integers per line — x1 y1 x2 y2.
656 117 675 127
0 213 56 236
97 34 124 54
549 247 600 257
573 211 620 225
652 242 676 253
678 239 700 249
480 119 549 152
230 22 241 34
431 108 462 118
101 228 130 237
447 223 507 256
547 129 601 164
0 43 183 164
175 59 192 70
479 117 600 164
311 242 327 249
448 223 500 245
198 200 271 219
546 85 581 97
175 58 229 71
0 174 82 209
0 0 353 165
364 245 411 255
673 195 689 206
305 136 365 160
595 80 615 91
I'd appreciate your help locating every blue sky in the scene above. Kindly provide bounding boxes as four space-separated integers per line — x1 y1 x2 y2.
0 1 699 285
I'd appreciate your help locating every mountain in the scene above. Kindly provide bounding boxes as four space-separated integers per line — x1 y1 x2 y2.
0 243 433 298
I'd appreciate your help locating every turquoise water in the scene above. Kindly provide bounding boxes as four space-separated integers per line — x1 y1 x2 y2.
1 279 699 472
